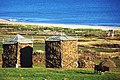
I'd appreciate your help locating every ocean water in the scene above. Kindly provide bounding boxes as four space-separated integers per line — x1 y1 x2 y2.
0 0 120 26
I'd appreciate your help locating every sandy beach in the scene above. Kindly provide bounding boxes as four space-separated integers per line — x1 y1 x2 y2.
0 18 120 30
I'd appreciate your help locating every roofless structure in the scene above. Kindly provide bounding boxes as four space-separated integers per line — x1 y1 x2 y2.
45 34 78 69
2 34 33 68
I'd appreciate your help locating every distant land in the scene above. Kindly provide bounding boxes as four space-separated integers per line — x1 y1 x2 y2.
0 18 120 30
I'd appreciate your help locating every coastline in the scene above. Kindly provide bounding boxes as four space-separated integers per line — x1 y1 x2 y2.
0 18 120 30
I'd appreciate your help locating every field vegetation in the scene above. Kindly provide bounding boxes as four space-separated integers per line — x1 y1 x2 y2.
0 23 120 80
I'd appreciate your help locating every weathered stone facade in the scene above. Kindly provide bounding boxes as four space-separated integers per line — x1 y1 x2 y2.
2 34 33 68
2 43 17 68
61 40 77 68
45 34 77 69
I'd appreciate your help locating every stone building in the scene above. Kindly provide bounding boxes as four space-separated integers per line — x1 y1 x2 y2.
2 34 33 68
45 34 78 69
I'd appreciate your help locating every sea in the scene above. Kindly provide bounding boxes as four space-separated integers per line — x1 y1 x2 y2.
0 0 120 27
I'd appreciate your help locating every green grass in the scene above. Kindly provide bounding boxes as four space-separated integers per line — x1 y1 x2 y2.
33 43 45 52
0 68 120 80
79 47 119 53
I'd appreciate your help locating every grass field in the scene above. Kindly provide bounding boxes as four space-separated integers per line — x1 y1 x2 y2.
0 68 120 80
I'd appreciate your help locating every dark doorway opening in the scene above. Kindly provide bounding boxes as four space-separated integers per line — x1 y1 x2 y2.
20 46 33 68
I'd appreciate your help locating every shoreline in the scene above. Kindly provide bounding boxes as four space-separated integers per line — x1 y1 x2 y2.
0 18 120 30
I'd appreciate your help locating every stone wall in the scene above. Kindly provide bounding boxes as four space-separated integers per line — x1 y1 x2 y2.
2 43 33 68
61 40 77 68
45 41 61 68
2 43 17 68
45 40 77 69
17 43 33 68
